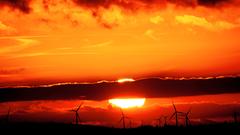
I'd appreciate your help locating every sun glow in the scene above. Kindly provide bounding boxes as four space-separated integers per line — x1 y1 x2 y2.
108 98 146 108
117 78 135 83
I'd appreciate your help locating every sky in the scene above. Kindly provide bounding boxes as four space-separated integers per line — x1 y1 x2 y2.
0 0 240 85
0 0 240 126
1 93 240 127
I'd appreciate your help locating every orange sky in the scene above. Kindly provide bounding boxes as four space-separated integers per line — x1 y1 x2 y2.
1 1 240 126
0 0 240 85
1 93 239 126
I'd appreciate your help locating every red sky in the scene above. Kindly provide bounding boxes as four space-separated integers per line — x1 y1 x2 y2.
1 93 240 127
0 0 240 85
0 0 240 126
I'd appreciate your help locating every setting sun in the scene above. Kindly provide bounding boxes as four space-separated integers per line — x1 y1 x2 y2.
108 98 145 108
117 78 135 83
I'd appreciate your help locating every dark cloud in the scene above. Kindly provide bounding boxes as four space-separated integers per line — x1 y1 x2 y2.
0 0 31 13
0 0 237 14
0 77 240 102
73 0 238 10
198 0 231 7
73 0 145 10
71 0 239 28
0 0 237 28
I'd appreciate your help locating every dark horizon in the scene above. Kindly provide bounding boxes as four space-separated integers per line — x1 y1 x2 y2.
0 76 240 102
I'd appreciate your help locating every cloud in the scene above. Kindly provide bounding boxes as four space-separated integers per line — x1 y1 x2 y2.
0 77 240 102
1 0 239 14
83 40 113 48
0 38 38 54
175 15 237 31
16 38 39 46
72 0 239 10
0 0 239 29
145 29 158 40
91 6 125 28
197 0 232 7
0 0 31 13
12 52 96 58
150 16 164 24
0 21 16 33
0 68 25 75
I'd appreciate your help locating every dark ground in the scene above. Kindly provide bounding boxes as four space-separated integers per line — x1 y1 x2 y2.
0 122 239 135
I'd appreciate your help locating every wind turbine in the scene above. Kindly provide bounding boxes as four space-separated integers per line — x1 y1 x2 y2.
155 116 168 127
118 109 129 129
129 119 133 128
70 102 84 125
162 116 168 127
169 103 184 127
6 107 11 123
140 120 145 127
184 109 191 127
233 111 238 123
155 117 161 127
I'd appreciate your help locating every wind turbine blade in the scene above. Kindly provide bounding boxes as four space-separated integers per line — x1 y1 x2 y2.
76 106 81 111
80 102 84 108
118 118 123 123
169 113 176 120
69 109 76 112
76 113 81 121
76 102 84 112
172 102 177 112
187 108 192 115
178 111 184 113
120 109 124 117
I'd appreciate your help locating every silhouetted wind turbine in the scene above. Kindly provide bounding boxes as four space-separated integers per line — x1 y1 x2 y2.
118 109 131 129
184 108 191 127
155 116 168 127
155 117 161 127
141 120 144 127
6 107 11 123
70 102 84 125
233 111 238 123
169 103 184 127
162 116 168 127
129 119 132 128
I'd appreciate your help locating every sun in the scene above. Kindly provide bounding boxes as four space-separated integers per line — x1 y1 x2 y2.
108 98 146 108
117 78 135 83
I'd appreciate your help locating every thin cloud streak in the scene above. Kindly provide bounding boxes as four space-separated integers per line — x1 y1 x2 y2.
175 15 237 31
11 52 97 58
